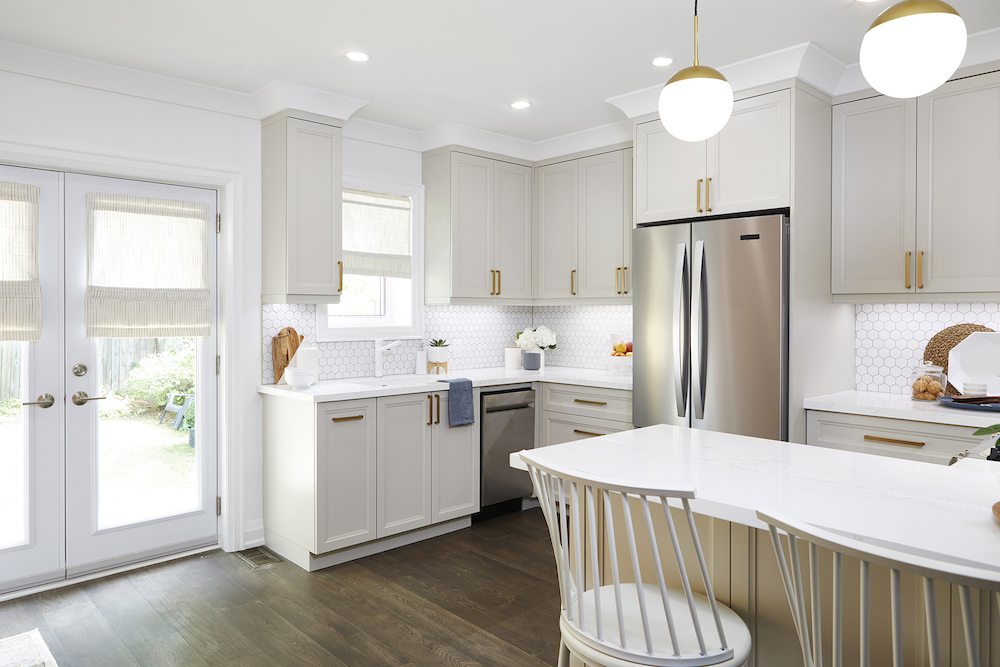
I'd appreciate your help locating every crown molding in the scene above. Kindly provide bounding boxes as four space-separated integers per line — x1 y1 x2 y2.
251 80 368 123
0 39 259 119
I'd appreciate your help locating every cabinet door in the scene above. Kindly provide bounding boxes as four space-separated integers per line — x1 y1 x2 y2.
284 118 343 298
918 72 1000 293
376 394 433 538
536 160 579 298
709 89 790 216
316 400 377 553
431 394 479 523
451 153 494 298
634 119 706 223
578 151 627 298
494 161 533 299
832 96 917 294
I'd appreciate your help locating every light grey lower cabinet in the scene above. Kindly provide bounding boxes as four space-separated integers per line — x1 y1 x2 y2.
262 391 479 571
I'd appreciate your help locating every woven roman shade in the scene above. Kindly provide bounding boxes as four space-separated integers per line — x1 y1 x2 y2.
85 193 211 338
342 189 411 279
0 182 42 341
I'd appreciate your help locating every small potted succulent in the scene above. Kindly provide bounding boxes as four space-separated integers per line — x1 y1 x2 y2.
427 338 450 363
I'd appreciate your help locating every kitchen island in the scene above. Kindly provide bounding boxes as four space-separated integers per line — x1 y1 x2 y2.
512 424 1000 665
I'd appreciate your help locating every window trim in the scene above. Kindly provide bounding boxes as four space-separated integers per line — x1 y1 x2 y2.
316 176 424 342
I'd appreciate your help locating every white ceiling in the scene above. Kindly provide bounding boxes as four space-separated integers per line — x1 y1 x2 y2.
2 0 999 142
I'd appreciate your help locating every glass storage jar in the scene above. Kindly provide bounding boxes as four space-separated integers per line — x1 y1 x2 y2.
910 361 947 401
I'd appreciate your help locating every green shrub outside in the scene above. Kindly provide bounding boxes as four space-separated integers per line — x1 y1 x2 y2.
125 342 195 411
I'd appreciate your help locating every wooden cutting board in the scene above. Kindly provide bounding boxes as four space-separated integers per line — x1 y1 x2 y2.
273 326 304 383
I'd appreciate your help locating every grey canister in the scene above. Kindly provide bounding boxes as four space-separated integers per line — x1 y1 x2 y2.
522 351 541 370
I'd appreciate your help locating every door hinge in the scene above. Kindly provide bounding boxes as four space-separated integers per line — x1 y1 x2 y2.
217 497 222 516
216 356 221 375
216 213 221 234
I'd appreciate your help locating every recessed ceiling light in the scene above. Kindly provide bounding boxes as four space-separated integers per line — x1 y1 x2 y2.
345 52 371 62
510 101 531 109
652 57 674 67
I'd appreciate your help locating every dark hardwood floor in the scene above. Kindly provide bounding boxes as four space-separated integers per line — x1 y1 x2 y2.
0 509 561 666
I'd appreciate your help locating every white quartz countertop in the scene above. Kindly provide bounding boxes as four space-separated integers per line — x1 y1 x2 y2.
511 424 1000 571
804 390 1000 429
258 366 633 403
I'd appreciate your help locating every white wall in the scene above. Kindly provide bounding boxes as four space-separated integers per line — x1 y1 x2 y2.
0 65 264 550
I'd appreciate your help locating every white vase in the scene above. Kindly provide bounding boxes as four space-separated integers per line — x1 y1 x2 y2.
427 347 449 363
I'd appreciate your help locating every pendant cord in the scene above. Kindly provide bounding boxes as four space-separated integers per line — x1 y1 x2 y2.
693 0 700 66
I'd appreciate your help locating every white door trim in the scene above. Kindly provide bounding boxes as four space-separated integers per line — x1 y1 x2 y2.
0 140 252 553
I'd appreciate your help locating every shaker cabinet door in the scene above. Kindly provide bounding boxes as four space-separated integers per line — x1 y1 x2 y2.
494 161 533 299
832 96 917 294
578 151 628 298
536 161 579 298
634 120 706 223
451 153 494 298
376 394 433 538
431 394 479 523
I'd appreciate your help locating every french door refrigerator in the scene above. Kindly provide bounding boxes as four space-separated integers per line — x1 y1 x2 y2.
632 214 789 441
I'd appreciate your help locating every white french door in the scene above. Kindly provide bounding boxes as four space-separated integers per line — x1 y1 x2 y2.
0 165 218 594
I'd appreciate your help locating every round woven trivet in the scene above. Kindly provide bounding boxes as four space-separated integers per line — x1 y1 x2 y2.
923 323 995 395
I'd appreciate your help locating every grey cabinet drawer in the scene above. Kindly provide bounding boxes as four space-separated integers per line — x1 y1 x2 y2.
540 383 632 423
806 410 979 465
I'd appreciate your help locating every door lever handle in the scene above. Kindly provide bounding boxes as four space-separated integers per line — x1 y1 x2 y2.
72 391 107 406
22 394 55 409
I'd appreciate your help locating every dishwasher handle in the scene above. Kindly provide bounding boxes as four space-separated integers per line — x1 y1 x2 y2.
484 402 535 414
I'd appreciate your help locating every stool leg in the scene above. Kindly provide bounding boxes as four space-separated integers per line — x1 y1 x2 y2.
557 638 569 667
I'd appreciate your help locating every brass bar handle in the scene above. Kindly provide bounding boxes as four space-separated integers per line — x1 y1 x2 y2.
72 391 106 406
332 415 364 423
905 252 911 289
435 394 441 424
696 179 704 213
623 267 628 294
616 267 621 294
863 435 925 448
574 399 607 406
917 251 924 289
571 270 576 296
574 430 603 437
428 394 433 426
497 270 501 295
706 177 712 213
491 270 495 295
338 261 344 292
22 394 55 409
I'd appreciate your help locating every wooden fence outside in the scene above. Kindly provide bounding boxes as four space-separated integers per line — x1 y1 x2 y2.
0 339 173 402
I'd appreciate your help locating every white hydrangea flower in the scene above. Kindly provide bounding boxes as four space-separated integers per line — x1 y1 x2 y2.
534 325 557 349
516 327 538 349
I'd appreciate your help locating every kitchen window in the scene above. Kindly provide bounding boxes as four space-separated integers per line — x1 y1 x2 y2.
316 178 424 342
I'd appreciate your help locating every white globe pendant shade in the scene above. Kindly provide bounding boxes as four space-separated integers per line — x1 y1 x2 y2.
659 65 734 142
860 0 967 99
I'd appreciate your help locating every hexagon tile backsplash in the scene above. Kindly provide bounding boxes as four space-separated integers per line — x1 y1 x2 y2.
856 302 1000 393
262 303 634 383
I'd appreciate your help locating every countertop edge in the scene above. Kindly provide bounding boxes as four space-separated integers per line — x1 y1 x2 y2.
804 390 999 429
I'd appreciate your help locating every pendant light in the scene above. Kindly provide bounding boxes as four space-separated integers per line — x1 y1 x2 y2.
860 0 967 99
659 0 734 143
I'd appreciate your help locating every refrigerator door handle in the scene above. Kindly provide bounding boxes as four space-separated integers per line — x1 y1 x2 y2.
673 242 690 418
692 239 707 420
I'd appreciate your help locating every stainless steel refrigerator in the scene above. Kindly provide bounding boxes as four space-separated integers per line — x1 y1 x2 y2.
632 214 789 441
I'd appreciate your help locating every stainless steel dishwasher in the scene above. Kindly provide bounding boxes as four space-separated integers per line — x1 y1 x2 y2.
478 387 535 520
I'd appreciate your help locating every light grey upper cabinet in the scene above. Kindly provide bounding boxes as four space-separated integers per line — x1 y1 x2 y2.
832 96 917 294
917 72 1000 293
424 149 533 304
833 70 1000 298
262 112 344 303
635 89 790 224
536 149 632 301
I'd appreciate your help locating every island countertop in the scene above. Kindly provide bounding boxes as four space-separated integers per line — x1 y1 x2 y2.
512 423 1000 572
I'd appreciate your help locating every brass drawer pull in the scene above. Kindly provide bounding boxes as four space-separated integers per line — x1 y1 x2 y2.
623 267 628 295
905 251 911 289
696 179 704 213
491 269 496 295
435 394 441 424
497 270 501 295
863 435 925 448
574 399 608 406
338 260 344 292
917 251 924 289
616 267 621 294
705 177 712 213
571 269 576 296
332 415 364 423
428 394 433 426
574 430 603 437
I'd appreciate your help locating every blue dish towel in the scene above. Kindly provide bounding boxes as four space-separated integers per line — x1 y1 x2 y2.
437 378 475 426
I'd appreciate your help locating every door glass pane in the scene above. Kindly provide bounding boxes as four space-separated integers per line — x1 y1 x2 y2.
96 337 199 529
0 342 26 549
